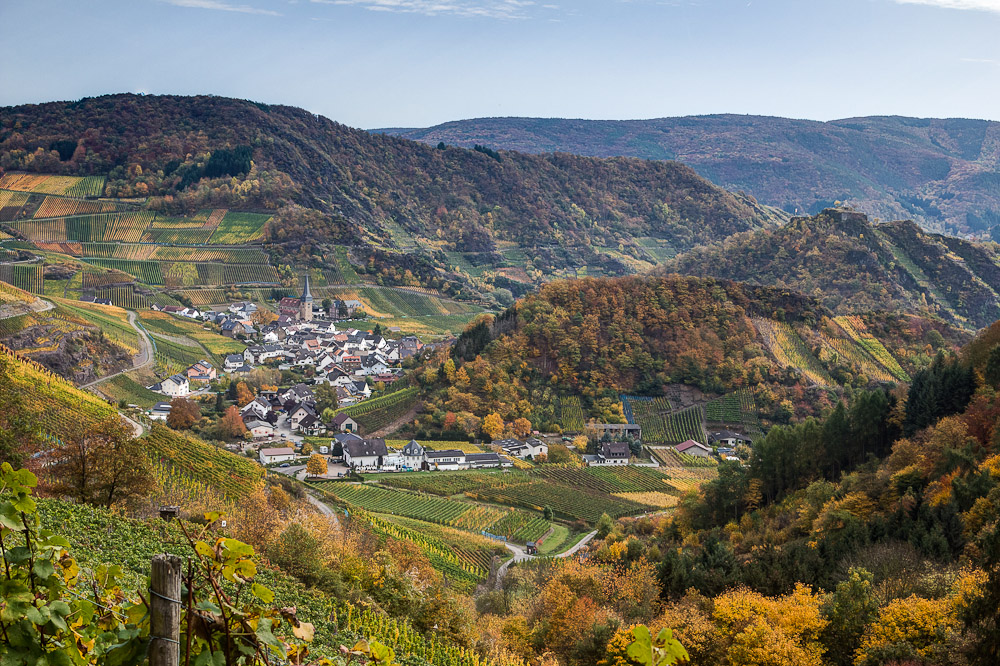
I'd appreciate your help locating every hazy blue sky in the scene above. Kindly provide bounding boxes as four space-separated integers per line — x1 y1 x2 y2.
1 0 999 128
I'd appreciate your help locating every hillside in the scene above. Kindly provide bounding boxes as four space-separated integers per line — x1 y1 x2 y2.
378 115 1000 237
664 208 1000 329
412 275 968 440
0 95 784 300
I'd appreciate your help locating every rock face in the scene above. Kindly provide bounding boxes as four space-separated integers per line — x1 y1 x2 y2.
4 325 132 384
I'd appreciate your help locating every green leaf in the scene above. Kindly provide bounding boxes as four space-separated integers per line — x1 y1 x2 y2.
251 582 274 603
32 559 55 580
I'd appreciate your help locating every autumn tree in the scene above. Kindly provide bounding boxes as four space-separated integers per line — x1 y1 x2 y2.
236 381 255 407
218 405 248 440
167 397 201 429
482 413 504 440
301 440 313 455
513 417 533 439
314 383 339 414
306 454 328 477
49 416 153 508
251 308 278 326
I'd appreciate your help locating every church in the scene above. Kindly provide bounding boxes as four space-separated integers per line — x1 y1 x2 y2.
277 274 315 321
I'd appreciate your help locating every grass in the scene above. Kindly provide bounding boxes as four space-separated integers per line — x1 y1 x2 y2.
208 212 271 244
537 524 570 554
95 372 162 409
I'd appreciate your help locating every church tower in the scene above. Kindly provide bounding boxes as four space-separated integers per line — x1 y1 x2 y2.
300 274 314 321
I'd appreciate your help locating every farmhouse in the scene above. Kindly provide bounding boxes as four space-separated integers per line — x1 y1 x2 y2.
330 413 359 433
343 438 388 471
259 447 296 464
708 429 753 447
465 452 504 469
153 374 190 397
583 441 629 467
400 439 425 469
498 438 548 460
425 449 466 471
675 439 712 457
244 419 275 440
185 360 216 381
149 402 172 421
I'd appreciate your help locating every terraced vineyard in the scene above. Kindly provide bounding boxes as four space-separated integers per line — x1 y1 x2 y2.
95 373 162 408
468 481 649 522
7 212 154 243
753 317 834 386
536 465 672 493
623 395 707 443
0 173 106 197
337 387 419 432
377 469 527 496
834 315 910 381
93 286 148 309
145 424 264 499
208 211 271 243
703 388 762 437
54 298 140 353
84 258 164 284
0 263 44 293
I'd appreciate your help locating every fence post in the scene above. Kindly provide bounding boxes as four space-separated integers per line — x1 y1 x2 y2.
150 553 183 666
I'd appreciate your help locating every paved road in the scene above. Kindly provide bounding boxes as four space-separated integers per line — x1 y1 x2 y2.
80 311 154 389
305 490 341 526
495 530 598 586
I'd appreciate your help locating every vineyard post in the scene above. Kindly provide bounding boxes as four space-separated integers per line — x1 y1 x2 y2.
150 553 183 666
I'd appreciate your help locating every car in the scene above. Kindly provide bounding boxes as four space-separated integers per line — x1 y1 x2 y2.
562 436 572 442
279 463 290 468
280 434 287 438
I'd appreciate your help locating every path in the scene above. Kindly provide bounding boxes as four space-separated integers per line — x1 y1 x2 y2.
305 490 341 527
79 311 154 388
495 530 598 586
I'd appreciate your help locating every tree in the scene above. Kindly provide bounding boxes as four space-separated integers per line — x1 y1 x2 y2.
543 506 553 521
512 417 532 439
301 440 313 455
215 390 225 413
322 297 332 313
218 405 248 440
251 309 277 326
820 568 879 666
307 453 328 476
596 512 614 538
49 416 152 508
482 412 504 440
226 379 238 400
314 383 339 414
236 381 255 408
985 345 1000 387
167 397 200 429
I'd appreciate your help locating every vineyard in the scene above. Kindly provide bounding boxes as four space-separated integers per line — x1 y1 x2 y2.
834 315 911 381
145 424 264 499
703 388 762 437
208 211 271 244
0 263 44 293
467 481 649 522
95 372 162 408
37 499 515 666
308 481 549 541
378 469 527 496
753 317 835 386
535 465 672 494
7 212 154 243
0 173 106 197
93 286 149 309
83 258 163 284
319 286 480 319
324 246 362 284
622 395 707 444
32 196 119 218
337 387 419 432
0 278 35 304
559 396 586 432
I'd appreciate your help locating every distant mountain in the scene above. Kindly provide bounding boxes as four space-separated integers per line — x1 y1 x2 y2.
663 208 1000 329
377 115 1000 237
0 95 784 300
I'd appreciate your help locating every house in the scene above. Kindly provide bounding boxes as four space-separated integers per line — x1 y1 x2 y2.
185 360 217 381
244 419 275 440
281 383 316 405
466 452 503 469
399 336 423 359
241 397 272 421
149 402 172 421
157 374 190 397
675 439 712 458
331 299 363 319
343 438 388 471
584 441 629 467
425 449 466 471
259 447 296 464
498 438 548 460
330 413 359 433
180 308 201 319
278 296 302 319
380 451 405 472
288 403 319 431
400 440 425 469
298 413 328 436
224 354 245 371
708 430 753 447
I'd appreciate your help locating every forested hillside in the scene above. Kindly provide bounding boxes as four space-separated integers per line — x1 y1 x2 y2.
665 208 1000 329
379 114 1000 236
0 95 782 293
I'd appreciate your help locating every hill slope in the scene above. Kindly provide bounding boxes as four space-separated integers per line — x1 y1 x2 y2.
378 115 1000 236
664 208 1000 329
0 95 783 295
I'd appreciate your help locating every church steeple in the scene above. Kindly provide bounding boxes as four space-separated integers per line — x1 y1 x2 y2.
299 274 314 321
301 273 313 301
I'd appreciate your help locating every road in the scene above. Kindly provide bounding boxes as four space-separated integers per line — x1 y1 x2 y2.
495 530 598 586
80 311 154 389
305 489 341 527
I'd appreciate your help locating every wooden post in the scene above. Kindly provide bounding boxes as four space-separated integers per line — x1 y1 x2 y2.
150 554 183 666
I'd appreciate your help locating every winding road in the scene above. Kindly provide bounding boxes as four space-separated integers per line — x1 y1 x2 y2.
495 530 598 586
80 311 154 389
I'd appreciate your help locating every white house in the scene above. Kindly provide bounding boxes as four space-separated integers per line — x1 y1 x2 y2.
343 438 388 471
156 374 190 397
330 413 359 433
259 447 296 464
498 438 549 460
149 402 172 421
583 441 629 467
708 429 753 447
288 404 319 431
425 449 466 471
400 439 425 469
240 397 272 421
244 419 275 440
224 354 245 371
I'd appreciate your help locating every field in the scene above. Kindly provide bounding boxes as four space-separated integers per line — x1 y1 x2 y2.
337 387 419 432
535 465 673 494
145 424 264 500
309 481 549 541
753 317 835 386
208 211 271 244
559 395 586 432
467 480 649 522
377 469 526 496
7 212 154 243
0 173 106 197
93 286 149 309
0 263 44 293
95 372 162 408
833 315 910 381
83 258 164 284
623 396 706 444
703 388 763 437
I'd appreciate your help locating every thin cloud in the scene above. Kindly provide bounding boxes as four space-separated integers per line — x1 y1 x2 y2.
310 0 537 19
892 0 1000 14
164 0 282 16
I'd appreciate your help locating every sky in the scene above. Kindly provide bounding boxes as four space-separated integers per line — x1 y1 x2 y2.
1 0 999 129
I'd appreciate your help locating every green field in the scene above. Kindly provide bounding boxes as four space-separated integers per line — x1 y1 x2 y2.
95 372 162 408
208 212 271 244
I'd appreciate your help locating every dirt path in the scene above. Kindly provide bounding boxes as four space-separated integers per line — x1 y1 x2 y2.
495 530 598 586
80 311 154 389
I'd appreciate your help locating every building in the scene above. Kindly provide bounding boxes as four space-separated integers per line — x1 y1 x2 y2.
244 419 275 440
583 441 630 467
708 430 753 447
259 447 296 464
185 360 216 381
288 404 319 431
224 354 245 371
154 374 190 397
466 452 503 469
343 438 388 471
425 449 467 471
400 440 425 469
330 413 359 433
675 439 712 458
300 274 314 322
241 397 272 421
498 438 549 460
149 402 172 421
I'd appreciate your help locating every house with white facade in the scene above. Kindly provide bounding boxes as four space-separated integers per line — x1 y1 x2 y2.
675 439 712 457
343 438 388 471
259 447 296 464
154 374 190 397
425 449 467 471
583 441 630 467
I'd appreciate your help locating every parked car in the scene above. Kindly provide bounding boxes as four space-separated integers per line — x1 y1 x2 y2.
279 463 290 468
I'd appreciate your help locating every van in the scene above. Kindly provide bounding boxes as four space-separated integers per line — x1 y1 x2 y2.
320 446 329 454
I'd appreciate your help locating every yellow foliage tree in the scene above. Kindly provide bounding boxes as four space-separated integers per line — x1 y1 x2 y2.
512 417 533 439
854 595 957 665
482 413 505 440
306 453 327 477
